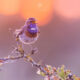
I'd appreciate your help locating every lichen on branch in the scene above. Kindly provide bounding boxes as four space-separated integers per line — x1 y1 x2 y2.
0 18 80 80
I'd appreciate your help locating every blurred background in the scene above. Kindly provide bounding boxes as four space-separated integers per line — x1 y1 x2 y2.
0 0 80 80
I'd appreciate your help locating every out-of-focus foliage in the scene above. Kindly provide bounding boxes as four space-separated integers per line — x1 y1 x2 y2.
37 65 80 80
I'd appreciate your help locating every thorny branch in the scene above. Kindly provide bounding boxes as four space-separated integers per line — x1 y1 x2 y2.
0 41 49 77
0 47 47 73
0 33 80 80
0 43 80 80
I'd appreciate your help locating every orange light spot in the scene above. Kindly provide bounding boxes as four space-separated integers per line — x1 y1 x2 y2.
54 0 80 19
20 0 53 26
0 0 20 15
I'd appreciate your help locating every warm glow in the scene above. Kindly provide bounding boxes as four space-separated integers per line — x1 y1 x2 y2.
0 0 20 15
54 0 80 18
20 0 53 26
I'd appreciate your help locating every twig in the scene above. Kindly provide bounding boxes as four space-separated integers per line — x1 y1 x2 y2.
0 47 49 76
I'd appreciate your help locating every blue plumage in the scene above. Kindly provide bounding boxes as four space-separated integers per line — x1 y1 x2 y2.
27 23 38 34
15 17 40 44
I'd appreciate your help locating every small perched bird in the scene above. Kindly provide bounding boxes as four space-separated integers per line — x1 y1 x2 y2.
15 18 40 44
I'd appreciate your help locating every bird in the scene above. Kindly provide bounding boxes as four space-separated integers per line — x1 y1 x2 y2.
15 18 40 45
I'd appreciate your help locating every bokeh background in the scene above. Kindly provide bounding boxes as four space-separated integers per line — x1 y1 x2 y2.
0 0 80 80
